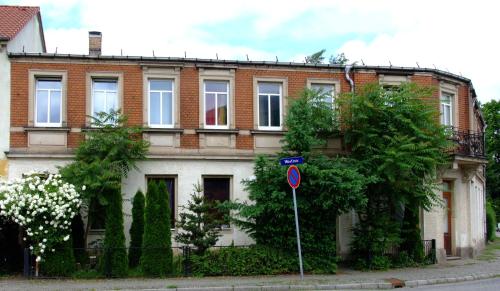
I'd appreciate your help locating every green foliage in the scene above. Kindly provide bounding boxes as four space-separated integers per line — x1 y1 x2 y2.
129 190 145 268
190 245 297 276
41 240 76 277
305 49 326 64
341 83 451 269
400 207 425 262
141 181 173 276
231 89 369 273
59 110 149 238
102 188 128 277
486 200 497 242
175 183 222 255
482 100 500 199
329 53 350 65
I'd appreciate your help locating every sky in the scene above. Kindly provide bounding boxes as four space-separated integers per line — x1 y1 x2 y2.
3 0 499 102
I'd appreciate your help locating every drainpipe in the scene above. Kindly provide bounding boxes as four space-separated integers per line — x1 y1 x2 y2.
345 65 354 93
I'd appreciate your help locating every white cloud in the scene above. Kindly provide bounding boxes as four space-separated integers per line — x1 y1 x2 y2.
12 0 500 102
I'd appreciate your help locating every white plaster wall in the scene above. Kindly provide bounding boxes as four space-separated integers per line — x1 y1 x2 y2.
6 17 44 53
7 158 72 179
122 159 255 247
0 49 9 159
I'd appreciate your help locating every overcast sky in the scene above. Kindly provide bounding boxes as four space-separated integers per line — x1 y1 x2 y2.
4 0 499 102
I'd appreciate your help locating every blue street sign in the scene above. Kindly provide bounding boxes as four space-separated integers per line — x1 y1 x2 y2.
280 156 304 166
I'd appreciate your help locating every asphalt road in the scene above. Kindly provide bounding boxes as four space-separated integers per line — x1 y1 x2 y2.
408 277 500 290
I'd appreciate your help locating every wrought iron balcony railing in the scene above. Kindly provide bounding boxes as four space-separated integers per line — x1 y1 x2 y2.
448 128 485 158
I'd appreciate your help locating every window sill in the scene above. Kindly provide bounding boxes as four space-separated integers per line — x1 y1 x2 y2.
23 127 70 132
196 128 239 134
250 129 286 135
143 128 184 133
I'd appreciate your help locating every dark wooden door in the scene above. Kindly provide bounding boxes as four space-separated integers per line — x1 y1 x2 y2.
443 191 452 255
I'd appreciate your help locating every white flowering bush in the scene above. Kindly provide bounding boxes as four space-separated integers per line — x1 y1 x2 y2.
0 172 83 263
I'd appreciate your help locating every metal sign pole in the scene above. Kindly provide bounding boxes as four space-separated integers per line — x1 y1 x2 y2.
292 187 304 280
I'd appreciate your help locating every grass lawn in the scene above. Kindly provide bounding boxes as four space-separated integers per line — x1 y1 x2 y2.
477 235 500 261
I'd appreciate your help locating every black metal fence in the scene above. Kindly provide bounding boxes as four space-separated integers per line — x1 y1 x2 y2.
22 240 437 278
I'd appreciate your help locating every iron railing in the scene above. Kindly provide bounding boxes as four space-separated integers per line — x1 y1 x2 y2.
448 128 485 158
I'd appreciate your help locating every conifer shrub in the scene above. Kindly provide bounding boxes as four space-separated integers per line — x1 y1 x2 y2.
129 190 145 268
102 188 128 277
141 181 173 276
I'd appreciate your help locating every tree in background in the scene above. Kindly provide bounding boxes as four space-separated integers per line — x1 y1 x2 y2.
128 190 145 268
305 49 326 64
231 89 369 273
141 181 173 276
59 110 149 244
175 183 222 255
340 83 451 268
305 50 353 65
482 100 500 221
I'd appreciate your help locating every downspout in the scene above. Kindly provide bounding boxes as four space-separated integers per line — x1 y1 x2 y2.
345 65 354 93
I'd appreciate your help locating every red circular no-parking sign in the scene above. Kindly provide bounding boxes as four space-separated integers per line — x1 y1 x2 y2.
287 165 301 189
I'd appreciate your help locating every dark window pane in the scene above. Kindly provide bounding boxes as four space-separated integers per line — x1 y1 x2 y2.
259 95 269 126
270 95 280 127
147 177 176 228
204 177 230 227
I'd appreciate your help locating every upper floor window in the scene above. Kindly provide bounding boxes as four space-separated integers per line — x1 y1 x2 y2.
440 92 454 127
92 79 118 117
258 82 282 130
204 80 229 128
311 83 335 108
35 79 62 127
149 79 174 128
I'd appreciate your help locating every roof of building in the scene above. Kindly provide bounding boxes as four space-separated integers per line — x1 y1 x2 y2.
0 5 45 50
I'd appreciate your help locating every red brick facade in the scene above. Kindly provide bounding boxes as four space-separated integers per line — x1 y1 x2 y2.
9 57 478 151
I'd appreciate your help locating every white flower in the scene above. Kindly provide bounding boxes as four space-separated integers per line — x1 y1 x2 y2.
82 185 86 191
63 235 70 241
36 256 41 262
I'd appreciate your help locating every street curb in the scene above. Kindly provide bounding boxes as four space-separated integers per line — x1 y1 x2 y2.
132 273 500 290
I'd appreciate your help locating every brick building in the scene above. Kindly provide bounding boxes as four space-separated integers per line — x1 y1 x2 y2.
6 32 487 261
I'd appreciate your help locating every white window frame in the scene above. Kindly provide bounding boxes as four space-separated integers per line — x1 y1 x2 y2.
257 82 283 131
148 79 175 128
34 78 63 127
203 80 230 129
440 92 454 127
307 79 340 111
91 78 119 118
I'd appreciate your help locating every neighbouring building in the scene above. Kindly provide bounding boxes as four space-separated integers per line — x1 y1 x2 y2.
0 5 46 179
6 32 487 262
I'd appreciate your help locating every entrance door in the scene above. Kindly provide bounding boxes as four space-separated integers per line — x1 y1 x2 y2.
443 191 452 255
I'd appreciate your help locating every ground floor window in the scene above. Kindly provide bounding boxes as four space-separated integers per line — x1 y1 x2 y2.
147 176 176 229
203 177 231 228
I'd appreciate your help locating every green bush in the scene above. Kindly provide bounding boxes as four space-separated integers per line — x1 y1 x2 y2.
129 190 145 268
141 181 173 276
41 240 76 277
190 245 297 276
486 200 497 242
102 188 128 277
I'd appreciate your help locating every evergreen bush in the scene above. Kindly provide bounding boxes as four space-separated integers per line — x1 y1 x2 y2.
190 245 297 276
129 190 145 268
141 181 173 276
102 188 128 277
41 240 76 277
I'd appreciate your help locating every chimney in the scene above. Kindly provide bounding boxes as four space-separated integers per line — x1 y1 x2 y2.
88 31 102 56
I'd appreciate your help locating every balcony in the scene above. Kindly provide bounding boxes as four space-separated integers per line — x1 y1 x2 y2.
448 128 485 159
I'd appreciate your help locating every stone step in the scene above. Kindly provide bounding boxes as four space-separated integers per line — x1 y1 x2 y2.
446 256 461 260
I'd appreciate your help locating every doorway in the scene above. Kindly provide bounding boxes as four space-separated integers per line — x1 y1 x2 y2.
443 187 452 256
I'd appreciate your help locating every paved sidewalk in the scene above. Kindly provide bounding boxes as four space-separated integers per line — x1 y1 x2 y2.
1 244 499 290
